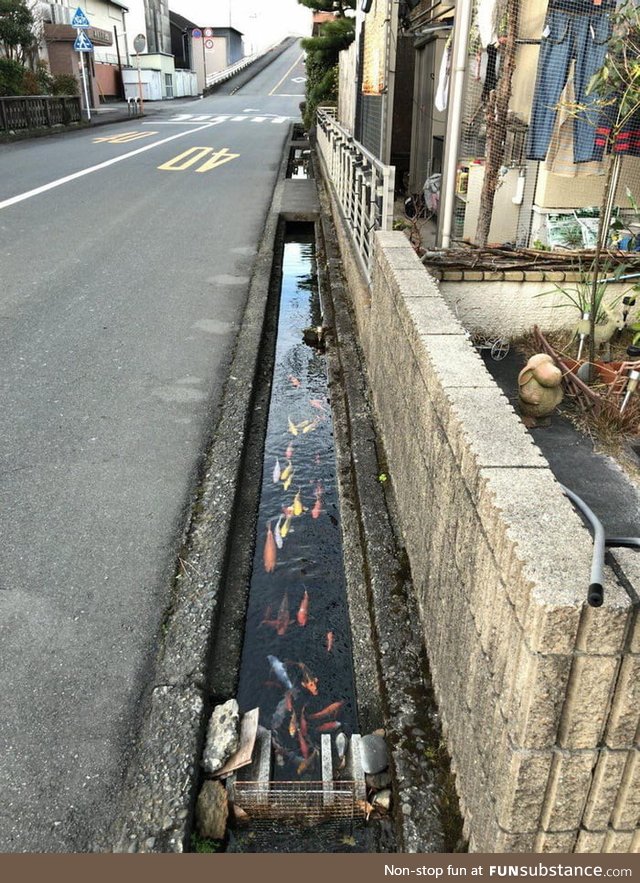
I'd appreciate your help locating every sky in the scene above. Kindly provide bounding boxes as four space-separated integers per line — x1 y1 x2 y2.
170 0 313 53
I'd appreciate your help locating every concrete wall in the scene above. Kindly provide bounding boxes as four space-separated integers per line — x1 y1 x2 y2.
338 42 357 135
322 170 640 849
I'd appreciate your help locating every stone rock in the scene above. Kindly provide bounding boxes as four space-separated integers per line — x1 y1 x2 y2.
203 699 240 775
372 788 391 812
196 780 228 840
366 769 392 790
360 733 389 775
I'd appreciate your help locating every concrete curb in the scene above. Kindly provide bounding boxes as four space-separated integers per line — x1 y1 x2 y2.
315 157 454 853
108 128 293 855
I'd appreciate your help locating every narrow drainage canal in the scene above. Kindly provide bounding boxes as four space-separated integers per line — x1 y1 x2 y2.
236 223 358 780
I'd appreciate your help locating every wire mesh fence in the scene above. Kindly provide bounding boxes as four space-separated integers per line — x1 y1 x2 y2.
231 780 365 827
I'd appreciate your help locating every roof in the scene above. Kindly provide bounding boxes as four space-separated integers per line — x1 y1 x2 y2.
108 0 129 10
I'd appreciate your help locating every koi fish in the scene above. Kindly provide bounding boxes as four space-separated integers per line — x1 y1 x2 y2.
311 496 322 520
335 732 348 770
292 490 305 517
289 708 298 738
290 661 318 696
288 375 301 388
272 458 281 483
280 514 292 538
315 453 321 465
316 721 342 733
271 695 289 730
297 589 309 627
263 521 277 573
276 592 291 636
288 416 299 435
274 515 284 550
297 727 310 759
267 655 293 691
300 707 308 740
280 460 293 482
296 748 317 776
285 443 294 460
260 604 273 626
326 631 334 653
283 473 293 492
308 701 343 721
296 419 313 431
309 399 328 413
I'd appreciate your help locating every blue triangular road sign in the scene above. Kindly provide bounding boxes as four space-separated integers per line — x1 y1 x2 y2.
71 7 91 28
74 30 94 51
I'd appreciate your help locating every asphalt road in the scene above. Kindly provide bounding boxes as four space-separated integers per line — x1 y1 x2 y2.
0 41 306 852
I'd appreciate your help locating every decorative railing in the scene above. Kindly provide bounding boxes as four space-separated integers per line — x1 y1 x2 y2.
316 107 395 277
0 95 82 133
205 39 291 90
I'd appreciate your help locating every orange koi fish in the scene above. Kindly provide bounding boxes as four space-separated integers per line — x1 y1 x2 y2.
326 631 334 653
309 399 328 413
297 727 310 759
288 375 301 388
285 443 294 460
316 721 342 733
289 708 298 738
263 521 277 573
287 416 298 436
311 496 322 520
297 662 318 696
276 592 291 636
297 589 309 627
308 701 343 721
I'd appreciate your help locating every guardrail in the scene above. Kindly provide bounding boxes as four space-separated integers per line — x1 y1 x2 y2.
205 53 261 90
316 107 395 278
0 95 82 133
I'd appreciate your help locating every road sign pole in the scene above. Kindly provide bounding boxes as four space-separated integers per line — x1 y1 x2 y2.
78 44 91 121
136 52 144 114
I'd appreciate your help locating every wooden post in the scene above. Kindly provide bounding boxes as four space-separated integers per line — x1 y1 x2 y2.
475 0 520 246
0 98 7 132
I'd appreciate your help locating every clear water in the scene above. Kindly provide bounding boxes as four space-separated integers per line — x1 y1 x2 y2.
237 229 358 782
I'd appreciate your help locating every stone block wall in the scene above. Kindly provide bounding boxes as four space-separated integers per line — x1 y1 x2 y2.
334 226 640 851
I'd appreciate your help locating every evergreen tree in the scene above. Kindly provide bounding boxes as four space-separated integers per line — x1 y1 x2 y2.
297 0 356 15
0 0 37 64
297 2 355 128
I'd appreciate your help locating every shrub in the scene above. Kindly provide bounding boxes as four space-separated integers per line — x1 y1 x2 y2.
51 74 78 96
0 56 25 95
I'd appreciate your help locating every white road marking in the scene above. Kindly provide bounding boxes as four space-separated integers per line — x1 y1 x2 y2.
0 120 225 211
269 52 305 96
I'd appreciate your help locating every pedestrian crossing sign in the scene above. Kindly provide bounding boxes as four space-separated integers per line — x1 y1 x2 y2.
71 7 90 28
74 30 94 52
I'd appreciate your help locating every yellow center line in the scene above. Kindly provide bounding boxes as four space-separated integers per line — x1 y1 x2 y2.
269 52 305 97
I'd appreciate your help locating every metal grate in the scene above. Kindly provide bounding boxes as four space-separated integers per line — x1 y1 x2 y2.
232 780 364 826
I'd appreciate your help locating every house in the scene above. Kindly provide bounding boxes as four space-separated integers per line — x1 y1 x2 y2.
38 0 129 105
169 10 244 94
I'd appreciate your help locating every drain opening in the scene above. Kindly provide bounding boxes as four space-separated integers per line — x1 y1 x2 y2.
286 147 312 180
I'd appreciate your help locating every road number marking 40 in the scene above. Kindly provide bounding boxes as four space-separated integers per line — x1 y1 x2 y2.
158 146 240 173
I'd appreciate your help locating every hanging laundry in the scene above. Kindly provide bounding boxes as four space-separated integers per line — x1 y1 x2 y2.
525 0 615 164
435 35 452 112
476 0 507 48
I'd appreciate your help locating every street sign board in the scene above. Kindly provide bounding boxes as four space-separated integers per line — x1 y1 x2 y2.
74 30 94 52
133 33 146 53
203 28 213 37
71 7 90 28
192 28 202 38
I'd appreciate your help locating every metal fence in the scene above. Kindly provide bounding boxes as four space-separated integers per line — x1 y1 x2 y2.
0 95 81 133
316 106 395 277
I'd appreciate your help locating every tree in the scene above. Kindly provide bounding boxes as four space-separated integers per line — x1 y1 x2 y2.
297 2 355 128
0 0 37 65
298 0 356 15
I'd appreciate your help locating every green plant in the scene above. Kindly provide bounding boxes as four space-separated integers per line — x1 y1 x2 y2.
0 56 25 95
191 833 222 853
535 260 631 325
0 0 37 64
51 74 79 96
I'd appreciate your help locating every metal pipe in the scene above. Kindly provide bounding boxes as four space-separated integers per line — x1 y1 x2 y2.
437 0 474 248
560 484 605 607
